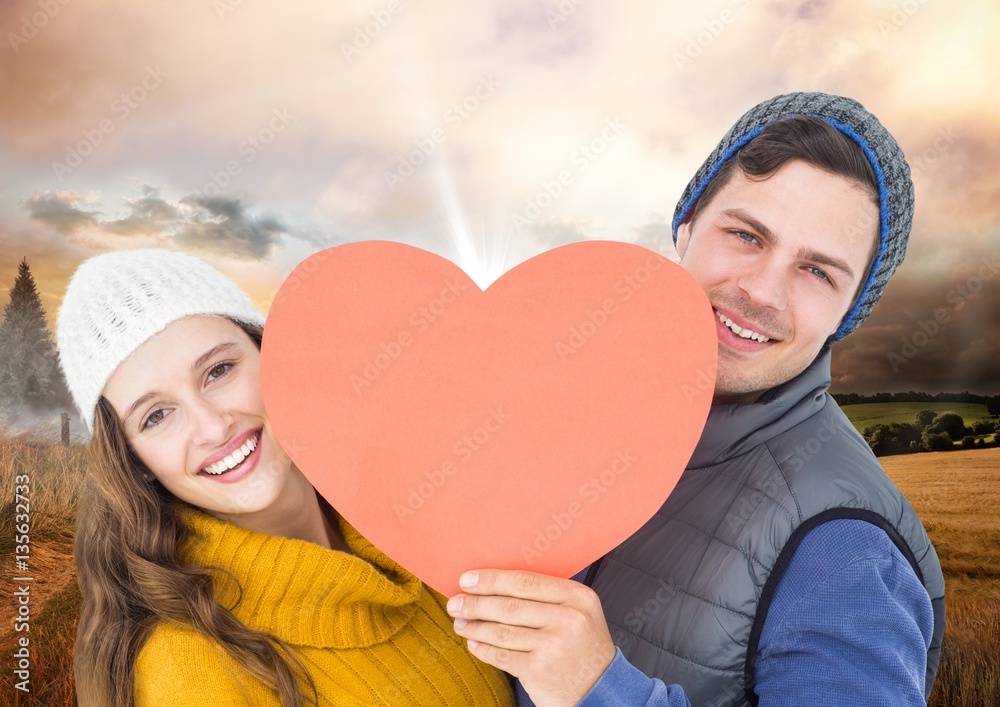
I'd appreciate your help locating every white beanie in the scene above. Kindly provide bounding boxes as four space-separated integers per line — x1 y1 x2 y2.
56 248 266 434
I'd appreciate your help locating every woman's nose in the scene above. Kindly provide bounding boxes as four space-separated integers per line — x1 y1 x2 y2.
188 395 235 445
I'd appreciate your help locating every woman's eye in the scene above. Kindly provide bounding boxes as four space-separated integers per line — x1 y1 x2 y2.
142 409 166 430
208 362 233 381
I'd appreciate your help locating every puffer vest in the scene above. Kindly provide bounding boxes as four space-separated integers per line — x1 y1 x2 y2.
585 346 945 706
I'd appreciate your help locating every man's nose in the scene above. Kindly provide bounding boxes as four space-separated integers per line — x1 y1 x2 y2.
736 255 788 312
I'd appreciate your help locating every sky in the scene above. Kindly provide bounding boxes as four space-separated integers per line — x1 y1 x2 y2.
1 0 998 396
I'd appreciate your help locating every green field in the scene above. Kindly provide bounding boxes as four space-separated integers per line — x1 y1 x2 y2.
840 402 993 436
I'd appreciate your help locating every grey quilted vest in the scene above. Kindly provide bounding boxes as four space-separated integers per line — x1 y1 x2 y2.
585 346 945 706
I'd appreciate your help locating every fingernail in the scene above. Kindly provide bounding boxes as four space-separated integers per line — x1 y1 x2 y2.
453 618 468 630
447 596 464 613
467 640 480 650
459 571 479 588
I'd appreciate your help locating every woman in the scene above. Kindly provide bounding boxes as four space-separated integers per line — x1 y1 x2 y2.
56 248 515 706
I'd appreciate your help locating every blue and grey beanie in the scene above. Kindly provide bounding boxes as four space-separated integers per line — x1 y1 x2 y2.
671 92 914 342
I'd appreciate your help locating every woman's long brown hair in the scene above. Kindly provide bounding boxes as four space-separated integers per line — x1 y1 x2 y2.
72 319 317 706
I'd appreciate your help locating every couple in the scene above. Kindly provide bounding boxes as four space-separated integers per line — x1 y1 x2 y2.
58 92 944 706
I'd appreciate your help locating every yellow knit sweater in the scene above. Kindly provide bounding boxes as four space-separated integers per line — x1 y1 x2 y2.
134 507 514 706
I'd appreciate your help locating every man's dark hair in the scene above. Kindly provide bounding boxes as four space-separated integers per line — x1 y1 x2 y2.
686 115 879 228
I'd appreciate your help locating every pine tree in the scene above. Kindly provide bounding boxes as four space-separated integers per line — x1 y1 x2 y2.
0 324 15 419
0 258 72 419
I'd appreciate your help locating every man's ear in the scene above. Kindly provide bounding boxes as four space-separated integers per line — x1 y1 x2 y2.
676 219 692 259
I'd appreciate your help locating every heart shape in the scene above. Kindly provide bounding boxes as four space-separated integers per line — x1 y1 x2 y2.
260 240 716 595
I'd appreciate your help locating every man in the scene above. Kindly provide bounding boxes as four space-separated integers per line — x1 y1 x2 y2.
446 93 945 706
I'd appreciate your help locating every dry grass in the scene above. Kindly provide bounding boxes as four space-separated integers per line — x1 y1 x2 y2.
2 583 81 706
0 428 84 705
1 433 997 704
882 447 1000 706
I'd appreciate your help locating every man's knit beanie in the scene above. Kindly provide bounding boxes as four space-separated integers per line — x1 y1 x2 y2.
671 92 913 342
56 248 266 434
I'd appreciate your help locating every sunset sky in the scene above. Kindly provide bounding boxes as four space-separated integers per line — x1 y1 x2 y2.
1 0 998 395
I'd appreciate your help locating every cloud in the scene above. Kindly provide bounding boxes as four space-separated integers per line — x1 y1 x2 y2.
175 194 286 260
530 216 600 249
631 215 677 258
795 0 831 21
22 191 100 235
20 187 286 260
831 245 1000 395
102 185 180 236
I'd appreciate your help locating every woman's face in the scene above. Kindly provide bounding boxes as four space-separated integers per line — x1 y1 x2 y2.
102 315 297 519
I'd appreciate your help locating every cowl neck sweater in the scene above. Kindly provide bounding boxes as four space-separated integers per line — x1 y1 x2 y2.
134 506 514 706
179 505 423 649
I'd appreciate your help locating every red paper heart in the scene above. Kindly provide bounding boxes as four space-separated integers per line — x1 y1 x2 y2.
260 240 716 595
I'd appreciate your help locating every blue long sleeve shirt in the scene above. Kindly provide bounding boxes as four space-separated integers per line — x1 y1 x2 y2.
515 519 935 706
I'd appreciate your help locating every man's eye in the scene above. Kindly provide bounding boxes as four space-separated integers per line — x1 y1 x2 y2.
809 267 830 282
735 230 757 243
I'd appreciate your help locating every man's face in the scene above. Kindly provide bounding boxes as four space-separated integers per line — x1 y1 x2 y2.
676 159 878 403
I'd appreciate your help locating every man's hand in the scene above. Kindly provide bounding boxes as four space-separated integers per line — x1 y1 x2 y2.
447 569 617 707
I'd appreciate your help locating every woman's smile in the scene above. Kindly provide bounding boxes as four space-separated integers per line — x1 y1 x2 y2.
199 428 263 482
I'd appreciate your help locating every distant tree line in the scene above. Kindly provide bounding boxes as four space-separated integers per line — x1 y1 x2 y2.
862 410 1000 457
833 390 1000 411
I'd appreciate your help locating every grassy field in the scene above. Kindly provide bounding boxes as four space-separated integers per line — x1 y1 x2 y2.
1 432 998 704
841 402 993 435
882 448 1000 706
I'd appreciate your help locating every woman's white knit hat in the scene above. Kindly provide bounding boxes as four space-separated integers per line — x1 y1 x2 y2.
56 248 266 434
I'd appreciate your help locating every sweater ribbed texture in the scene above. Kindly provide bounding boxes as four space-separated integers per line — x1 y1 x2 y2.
134 507 515 706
